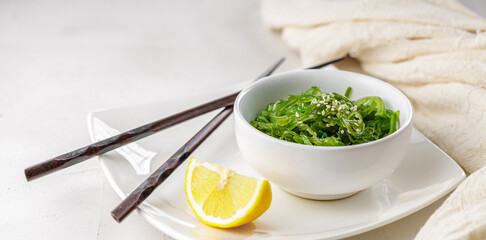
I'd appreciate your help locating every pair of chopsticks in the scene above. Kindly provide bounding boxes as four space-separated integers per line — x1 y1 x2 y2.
24 56 344 222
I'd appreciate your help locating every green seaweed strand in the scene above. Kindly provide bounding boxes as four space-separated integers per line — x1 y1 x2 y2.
250 86 400 146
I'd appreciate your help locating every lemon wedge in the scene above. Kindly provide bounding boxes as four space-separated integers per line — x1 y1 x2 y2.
185 157 272 228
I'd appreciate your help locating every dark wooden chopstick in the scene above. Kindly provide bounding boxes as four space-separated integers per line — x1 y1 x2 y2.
111 57 345 222
24 57 285 182
306 57 345 69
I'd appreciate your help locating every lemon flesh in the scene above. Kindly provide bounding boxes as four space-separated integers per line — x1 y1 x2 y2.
185 157 272 228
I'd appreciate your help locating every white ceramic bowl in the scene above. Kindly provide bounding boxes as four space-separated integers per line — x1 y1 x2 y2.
234 70 413 200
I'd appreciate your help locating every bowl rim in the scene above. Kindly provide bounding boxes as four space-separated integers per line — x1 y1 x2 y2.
234 69 414 151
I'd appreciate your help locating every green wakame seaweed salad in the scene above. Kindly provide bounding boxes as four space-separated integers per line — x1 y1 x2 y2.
250 87 400 146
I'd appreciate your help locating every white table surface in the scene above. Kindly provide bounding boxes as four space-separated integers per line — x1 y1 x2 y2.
1 0 484 239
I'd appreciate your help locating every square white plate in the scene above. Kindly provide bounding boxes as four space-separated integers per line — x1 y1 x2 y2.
88 83 465 240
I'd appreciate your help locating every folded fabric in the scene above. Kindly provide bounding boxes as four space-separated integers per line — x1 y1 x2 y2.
261 0 486 239
415 165 486 239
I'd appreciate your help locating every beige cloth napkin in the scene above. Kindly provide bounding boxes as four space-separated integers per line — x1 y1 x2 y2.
261 0 486 239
